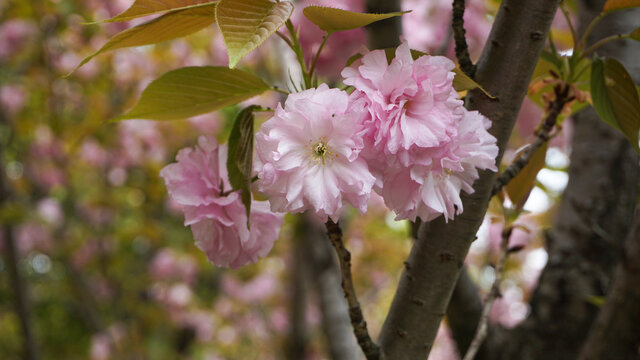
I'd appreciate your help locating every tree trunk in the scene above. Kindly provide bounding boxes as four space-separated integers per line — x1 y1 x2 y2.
377 0 560 358
490 3 640 359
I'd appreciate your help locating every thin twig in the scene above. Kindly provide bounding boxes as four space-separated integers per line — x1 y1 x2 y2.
325 220 380 360
491 84 571 197
462 225 513 360
452 0 475 77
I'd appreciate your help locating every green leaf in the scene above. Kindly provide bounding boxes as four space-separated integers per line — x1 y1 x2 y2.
603 0 640 12
591 57 640 151
303 6 408 33
227 105 259 224
216 0 294 68
631 26 640 41
117 66 270 121
72 5 216 73
506 142 549 209
95 0 217 23
451 68 495 99
346 48 494 98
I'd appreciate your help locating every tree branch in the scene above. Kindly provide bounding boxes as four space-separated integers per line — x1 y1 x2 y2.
378 0 560 358
325 220 380 360
463 226 512 360
491 84 571 197
303 217 359 360
452 0 475 76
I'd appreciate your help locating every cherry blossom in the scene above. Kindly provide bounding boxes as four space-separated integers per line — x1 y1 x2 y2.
254 84 376 222
160 136 283 268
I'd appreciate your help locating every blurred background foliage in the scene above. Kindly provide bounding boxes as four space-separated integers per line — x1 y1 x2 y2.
0 0 576 358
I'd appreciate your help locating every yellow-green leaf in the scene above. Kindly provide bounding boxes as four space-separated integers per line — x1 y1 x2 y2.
303 6 408 33
603 0 640 12
96 0 216 23
116 66 270 121
506 142 548 208
591 57 640 151
72 5 216 74
631 26 640 41
216 0 293 68
452 68 495 99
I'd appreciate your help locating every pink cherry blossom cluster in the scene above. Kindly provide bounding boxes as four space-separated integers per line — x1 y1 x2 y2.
160 136 283 268
161 44 498 268
256 43 498 223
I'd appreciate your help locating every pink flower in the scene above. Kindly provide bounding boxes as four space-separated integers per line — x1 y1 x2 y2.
254 84 376 222
343 43 498 221
342 43 462 158
383 110 498 221
160 136 283 268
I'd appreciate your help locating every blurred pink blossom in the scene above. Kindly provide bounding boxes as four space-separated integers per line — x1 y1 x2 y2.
221 273 279 303
0 19 37 60
0 84 26 115
36 198 64 226
150 248 197 284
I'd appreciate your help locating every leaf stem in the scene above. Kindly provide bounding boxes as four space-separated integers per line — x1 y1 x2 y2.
559 2 577 50
578 12 605 52
285 19 312 90
582 34 630 57
308 32 331 80
325 220 381 360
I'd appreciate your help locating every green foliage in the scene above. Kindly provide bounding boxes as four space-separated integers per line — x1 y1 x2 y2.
216 0 294 68
73 5 217 73
99 0 217 22
117 66 270 121
227 106 259 223
590 57 640 151
302 6 408 33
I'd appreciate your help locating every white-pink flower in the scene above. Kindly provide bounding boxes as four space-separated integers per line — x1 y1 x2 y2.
382 110 498 221
342 43 498 222
254 84 376 222
342 43 462 158
160 136 283 269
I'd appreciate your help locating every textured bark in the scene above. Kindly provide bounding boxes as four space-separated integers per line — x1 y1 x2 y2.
365 0 402 49
303 218 359 360
377 1 560 358
490 3 640 359
578 210 640 360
